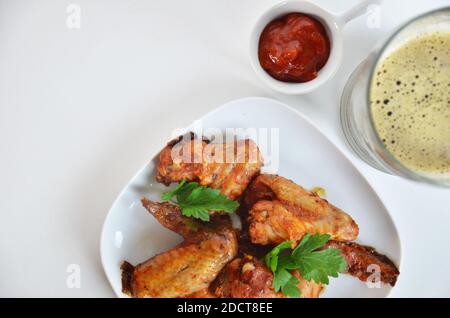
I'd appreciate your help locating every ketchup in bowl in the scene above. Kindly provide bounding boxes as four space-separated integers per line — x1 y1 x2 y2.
258 13 330 83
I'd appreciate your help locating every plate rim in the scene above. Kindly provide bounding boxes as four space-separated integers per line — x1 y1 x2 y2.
100 96 402 298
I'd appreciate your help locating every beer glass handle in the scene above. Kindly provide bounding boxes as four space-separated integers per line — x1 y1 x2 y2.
337 0 382 27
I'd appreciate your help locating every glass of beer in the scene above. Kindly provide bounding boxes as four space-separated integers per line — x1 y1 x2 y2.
341 8 450 187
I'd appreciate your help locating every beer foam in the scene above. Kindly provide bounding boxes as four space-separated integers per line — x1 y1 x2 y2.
370 31 450 175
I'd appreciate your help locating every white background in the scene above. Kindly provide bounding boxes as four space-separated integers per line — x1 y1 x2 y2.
0 0 449 297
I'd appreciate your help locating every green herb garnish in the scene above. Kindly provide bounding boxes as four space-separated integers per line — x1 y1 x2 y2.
264 234 347 298
161 180 239 221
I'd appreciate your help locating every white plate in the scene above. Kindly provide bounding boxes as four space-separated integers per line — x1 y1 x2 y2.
100 97 401 298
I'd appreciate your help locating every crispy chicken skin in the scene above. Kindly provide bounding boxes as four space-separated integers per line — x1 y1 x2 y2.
326 241 400 286
184 288 216 298
213 255 276 298
212 255 322 298
156 133 263 200
245 174 359 245
121 199 238 298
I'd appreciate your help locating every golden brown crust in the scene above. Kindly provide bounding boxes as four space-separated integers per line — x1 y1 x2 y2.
245 174 359 244
122 199 238 298
156 133 263 200
326 241 400 286
184 288 216 298
156 133 207 186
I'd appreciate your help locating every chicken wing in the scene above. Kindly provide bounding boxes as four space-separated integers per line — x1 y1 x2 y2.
326 241 399 286
245 174 359 245
121 198 238 298
156 133 263 200
212 255 322 298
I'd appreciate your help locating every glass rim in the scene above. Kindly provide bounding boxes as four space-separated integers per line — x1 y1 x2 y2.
366 6 450 187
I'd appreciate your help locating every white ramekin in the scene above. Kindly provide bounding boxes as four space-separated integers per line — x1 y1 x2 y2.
249 0 382 95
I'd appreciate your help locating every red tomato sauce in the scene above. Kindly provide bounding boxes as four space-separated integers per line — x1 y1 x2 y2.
258 13 331 83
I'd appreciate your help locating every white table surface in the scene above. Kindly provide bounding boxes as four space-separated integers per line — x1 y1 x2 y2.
1 0 449 297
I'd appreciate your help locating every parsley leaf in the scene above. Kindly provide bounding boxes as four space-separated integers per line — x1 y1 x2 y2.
161 180 194 201
294 247 347 284
264 234 347 297
273 268 301 298
161 181 239 221
265 242 302 297
292 233 330 257
264 241 293 272
281 275 300 298
273 268 293 292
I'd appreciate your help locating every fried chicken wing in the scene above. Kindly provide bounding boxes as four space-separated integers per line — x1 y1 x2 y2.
245 174 359 245
326 241 399 286
121 199 238 298
212 255 322 298
156 133 263 200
